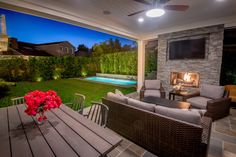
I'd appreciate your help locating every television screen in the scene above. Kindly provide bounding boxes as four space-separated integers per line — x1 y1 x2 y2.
168 38 206 60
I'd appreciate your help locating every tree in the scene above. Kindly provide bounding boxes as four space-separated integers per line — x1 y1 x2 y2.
114 39 122 51
92 38 136 56
77 44 89 52
122 44 132 51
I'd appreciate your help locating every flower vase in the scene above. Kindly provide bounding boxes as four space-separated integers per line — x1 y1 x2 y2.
36 112 47 125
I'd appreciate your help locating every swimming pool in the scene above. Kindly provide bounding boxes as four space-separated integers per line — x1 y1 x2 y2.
84 76 137 86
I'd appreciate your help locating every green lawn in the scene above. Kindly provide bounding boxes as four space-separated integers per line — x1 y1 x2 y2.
0 79 136 108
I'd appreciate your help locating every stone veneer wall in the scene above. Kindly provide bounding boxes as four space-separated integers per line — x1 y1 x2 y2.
157 24 224 94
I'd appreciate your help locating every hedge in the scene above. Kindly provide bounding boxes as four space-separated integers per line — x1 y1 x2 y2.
0 56 100 82
100 51 137 75
0 51 149 82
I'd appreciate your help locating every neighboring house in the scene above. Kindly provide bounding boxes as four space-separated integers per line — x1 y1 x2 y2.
7 38 75 56
36 41 75 56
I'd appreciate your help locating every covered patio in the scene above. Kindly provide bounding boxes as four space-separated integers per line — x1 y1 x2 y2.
0 0 236 157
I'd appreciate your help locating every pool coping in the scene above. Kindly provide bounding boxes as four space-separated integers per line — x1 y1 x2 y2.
71 77 137 88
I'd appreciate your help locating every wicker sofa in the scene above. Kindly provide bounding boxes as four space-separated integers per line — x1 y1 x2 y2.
102 94 212 157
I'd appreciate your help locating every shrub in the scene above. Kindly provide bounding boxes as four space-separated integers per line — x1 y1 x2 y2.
145 50 157 76
0 81 15 98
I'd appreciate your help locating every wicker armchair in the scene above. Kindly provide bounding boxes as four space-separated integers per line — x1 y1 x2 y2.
186 84 231 121
140 80 165 100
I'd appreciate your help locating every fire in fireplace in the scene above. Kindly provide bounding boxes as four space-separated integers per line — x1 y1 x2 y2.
170 72 199 87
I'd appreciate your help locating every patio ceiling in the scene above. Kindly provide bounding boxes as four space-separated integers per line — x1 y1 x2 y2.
0 0 236 40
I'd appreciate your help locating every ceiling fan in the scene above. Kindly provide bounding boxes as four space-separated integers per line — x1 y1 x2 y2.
128 0 189 17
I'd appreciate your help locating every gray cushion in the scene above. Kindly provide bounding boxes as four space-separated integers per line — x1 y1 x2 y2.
145 80 161 90
187 96 212 109
155 106 201 125
107 92 128 104
189 109 207 117
200 84 225 99
127 98 155 112
144 90 161 98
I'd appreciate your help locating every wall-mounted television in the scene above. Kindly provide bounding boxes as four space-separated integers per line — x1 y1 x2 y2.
168 37 206 60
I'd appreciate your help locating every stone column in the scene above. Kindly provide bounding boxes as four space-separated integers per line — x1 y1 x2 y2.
137 40 146 92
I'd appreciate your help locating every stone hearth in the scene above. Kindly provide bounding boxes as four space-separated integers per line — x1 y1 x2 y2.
157 24 224 94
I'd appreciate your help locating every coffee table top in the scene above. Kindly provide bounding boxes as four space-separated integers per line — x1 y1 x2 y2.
142 96 190 109
169 89 197 96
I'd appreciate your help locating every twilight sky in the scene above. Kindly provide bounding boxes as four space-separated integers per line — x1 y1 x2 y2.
0 8 135 48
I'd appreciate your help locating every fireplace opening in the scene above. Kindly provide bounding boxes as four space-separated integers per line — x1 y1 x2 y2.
170 72 199 88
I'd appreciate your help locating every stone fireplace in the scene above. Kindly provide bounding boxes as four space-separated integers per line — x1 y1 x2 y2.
157 24 224 94
170 72 199 88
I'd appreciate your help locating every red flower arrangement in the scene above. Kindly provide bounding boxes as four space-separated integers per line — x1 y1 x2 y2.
24 90 62 123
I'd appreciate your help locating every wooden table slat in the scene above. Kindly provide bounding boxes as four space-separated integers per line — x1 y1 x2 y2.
60 105 122 146
0 108 11 157
8 105 33 157
46 110 100 157
52 107 112 155
16 104 55 157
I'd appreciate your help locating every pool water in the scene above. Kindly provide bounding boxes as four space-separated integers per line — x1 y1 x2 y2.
84 76 137 86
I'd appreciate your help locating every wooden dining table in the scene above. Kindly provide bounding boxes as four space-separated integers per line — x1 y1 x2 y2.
0 104 122 157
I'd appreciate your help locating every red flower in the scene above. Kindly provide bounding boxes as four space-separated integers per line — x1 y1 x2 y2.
24 90 62 119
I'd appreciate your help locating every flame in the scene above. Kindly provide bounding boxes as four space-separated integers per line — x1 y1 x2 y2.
183 73 191 82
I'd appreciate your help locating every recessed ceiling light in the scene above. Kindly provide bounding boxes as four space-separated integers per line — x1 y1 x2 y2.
216 0 225 2
146 8 165 18
138 17 144 23
103 10 111 15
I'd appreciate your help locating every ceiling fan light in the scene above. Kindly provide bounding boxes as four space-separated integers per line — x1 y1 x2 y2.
146 8 165 17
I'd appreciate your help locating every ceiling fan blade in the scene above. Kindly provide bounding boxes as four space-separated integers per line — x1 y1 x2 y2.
159 0 170 4
128 9 147 16
164 5 189 11
134 0 152 5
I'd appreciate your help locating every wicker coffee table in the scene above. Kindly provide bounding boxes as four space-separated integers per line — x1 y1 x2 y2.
142 96 190 109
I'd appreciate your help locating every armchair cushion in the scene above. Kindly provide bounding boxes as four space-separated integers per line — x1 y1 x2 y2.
107 92 128 104
200 84 224 99
187 96 212 109
155 106 201 125
128 98 156 112
145 80 161 90
144 90 160 98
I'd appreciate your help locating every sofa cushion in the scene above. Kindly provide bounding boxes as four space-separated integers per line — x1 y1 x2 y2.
200 84 225 99
187 96 212 109
115 89 124 96
155 106 201 125
107 92 128 104
127 98 155 112
144 90 160 98
145 80 161 90
189 109 207 117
